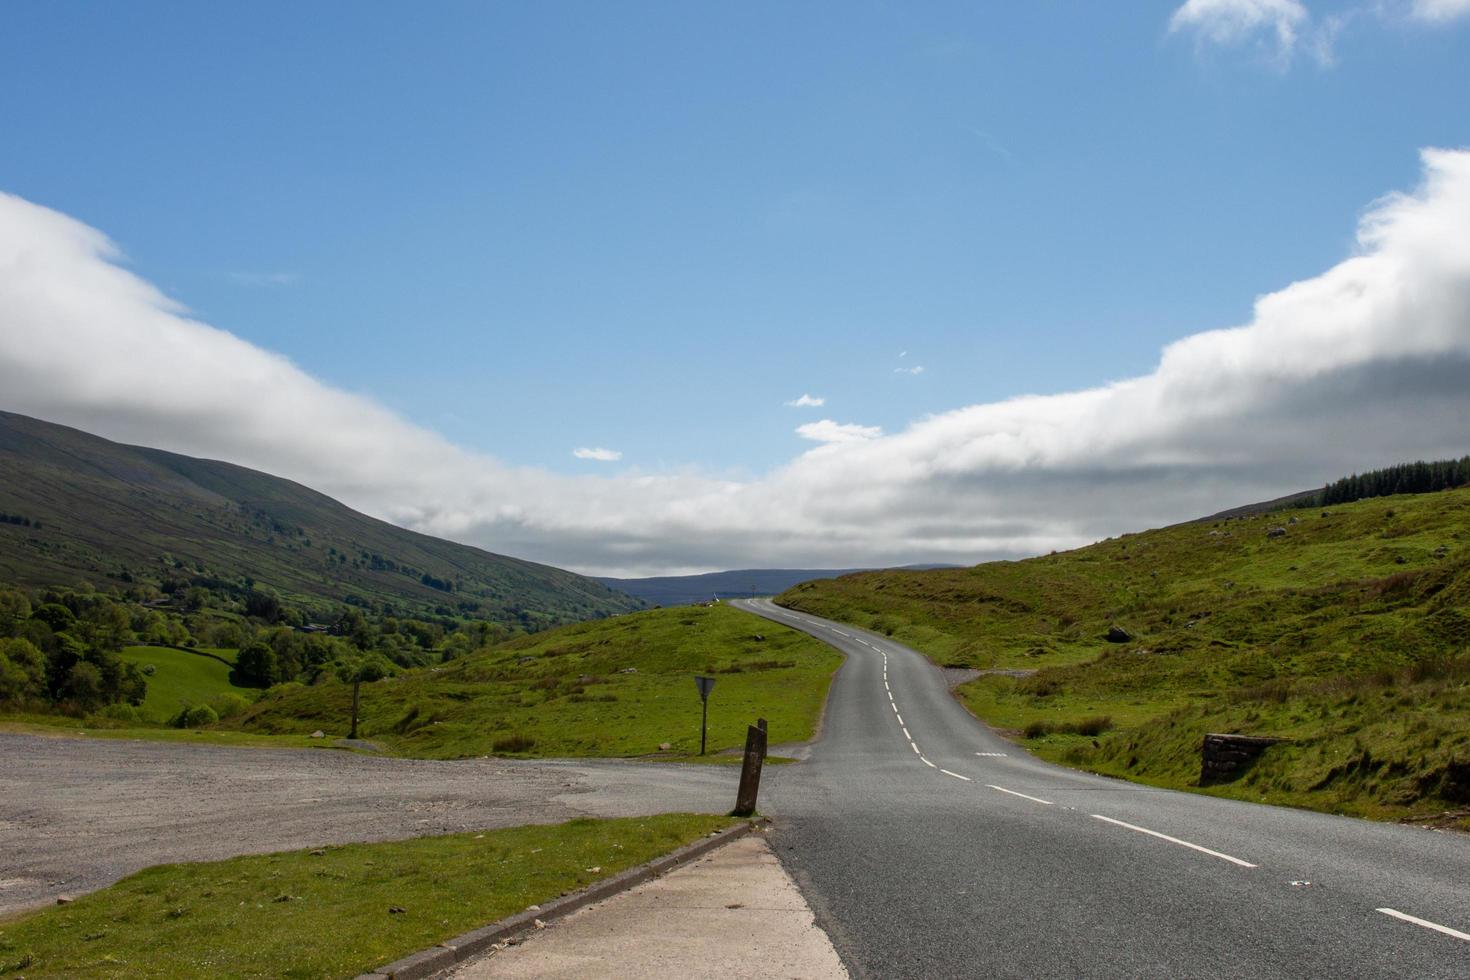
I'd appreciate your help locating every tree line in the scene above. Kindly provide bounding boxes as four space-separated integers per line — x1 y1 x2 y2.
0 578 521 717
1302 456 1470 509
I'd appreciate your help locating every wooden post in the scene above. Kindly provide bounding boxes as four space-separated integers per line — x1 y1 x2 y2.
757 717 768 760
733 724 767 817
349 677 361 740
700 697 709 756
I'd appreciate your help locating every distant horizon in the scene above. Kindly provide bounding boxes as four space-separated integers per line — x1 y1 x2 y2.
3 3 1469 576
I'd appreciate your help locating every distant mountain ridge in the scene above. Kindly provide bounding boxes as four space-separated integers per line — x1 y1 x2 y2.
0 411 642 628
598 565 958 606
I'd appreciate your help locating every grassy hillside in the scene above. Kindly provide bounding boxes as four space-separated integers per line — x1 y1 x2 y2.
228 604 843 759
778 488 1470 824
115 646 246 723
0 411 642 628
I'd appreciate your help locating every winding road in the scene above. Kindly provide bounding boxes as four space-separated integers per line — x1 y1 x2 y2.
738 598 1470 979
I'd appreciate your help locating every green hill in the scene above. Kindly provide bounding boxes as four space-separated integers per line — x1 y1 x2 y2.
777 488 1470 824
229 604 842 759
0 411 642 629
115 646 248 722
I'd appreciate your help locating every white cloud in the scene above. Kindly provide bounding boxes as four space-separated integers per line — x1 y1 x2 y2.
4 148 1470 577
785 393 826 407
795 420 884 444
1169 0 1310 60
573 447 622 462
894 365 925 376
1410 0 1470 20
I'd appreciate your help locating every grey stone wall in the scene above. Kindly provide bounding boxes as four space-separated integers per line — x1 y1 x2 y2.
1200 733 1285 785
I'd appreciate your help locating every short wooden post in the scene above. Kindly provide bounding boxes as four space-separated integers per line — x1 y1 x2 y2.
757 717 768 760
349 677 362 739
733 724 767 817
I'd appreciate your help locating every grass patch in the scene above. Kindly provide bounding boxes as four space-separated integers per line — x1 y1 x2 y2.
0 813 734 978
779 488 1470 822
116 646 247 723
229 604 843 759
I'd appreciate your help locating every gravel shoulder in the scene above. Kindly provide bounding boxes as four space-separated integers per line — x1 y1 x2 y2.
0 733 735 917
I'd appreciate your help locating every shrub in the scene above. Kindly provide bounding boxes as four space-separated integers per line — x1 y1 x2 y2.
171 703 219 728
96 703 141 723
208 692 251 720
492 734 536 753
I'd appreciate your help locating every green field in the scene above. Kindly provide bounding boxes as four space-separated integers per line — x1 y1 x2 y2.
778 488 1470 824
229 604 843 759
0 814 735 979
116 646 246 722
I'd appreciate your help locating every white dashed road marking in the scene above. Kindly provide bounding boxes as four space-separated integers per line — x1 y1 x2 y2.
920 756 936 768
987 784 1055 806
940 769 972 781
1376 908 1470 942
1090 815 1256 868
975 752 1008 758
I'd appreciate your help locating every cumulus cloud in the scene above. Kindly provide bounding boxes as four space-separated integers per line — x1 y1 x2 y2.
1170 0 1308 54
573 447 622 462
785 393 825 407
1411 0 1470 20
3 149 1470 577
795 420 884 444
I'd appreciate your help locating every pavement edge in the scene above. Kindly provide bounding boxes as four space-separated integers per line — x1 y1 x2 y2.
353 818 763 980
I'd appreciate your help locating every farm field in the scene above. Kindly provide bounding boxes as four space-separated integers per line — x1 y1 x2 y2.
115 646 245 723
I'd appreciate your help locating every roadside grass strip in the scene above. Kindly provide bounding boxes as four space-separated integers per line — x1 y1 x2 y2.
1376 908 1470 942
1089 814 1256 868
0 814 734 979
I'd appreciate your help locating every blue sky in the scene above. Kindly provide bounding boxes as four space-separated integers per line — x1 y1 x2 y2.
3 2 1469 573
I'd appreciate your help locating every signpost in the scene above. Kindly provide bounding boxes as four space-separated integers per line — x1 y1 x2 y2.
694 675 716 755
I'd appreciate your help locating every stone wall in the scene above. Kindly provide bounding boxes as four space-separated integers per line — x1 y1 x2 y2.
1200 733 1286 785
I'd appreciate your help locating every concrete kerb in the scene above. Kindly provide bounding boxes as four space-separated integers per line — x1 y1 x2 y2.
354 819 763 980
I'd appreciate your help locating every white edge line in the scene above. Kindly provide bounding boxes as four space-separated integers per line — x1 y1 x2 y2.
911 742 921 754
1376 908 1470 942
987 784 1054 806
940 769 972 781
895 713 903 725
1090 814 1256 868
920 757 936 768
901 727 911 739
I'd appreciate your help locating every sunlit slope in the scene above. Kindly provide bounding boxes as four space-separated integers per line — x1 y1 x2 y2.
230 604 842 759
778 489 1470 821
115 646 245 722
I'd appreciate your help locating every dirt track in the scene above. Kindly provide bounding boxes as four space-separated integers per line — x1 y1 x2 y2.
0 733 734 916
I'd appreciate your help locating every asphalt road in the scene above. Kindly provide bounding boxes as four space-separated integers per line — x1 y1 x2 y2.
736 598 1470 979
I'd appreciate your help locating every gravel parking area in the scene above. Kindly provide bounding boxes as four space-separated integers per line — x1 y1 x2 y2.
0 733 735 916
